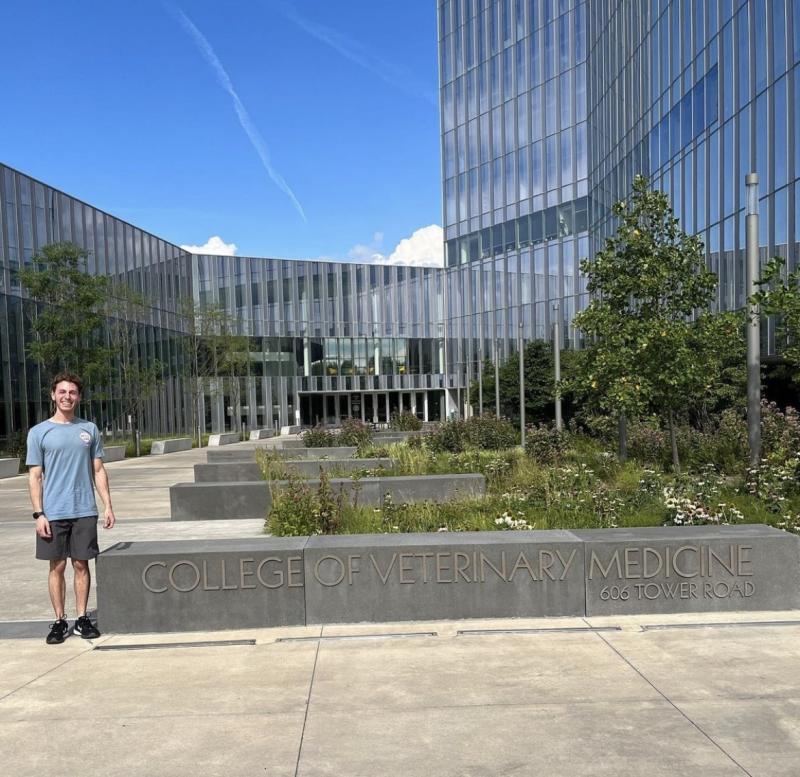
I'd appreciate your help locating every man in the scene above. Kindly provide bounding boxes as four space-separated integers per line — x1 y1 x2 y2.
27 372 115 644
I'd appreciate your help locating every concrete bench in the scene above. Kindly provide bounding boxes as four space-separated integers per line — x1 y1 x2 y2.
170 473 485 521
103 446 126 463
150 438 193 455
267 473 485 508
275 438 305 449
96 525 800 633
280 458 393 477
283 446 358 458
194 458 394 483
206 446 359 463
249 429 274 440
206 447 266 463
0 458 20 478
208 432 241 446
195 462 263 482
280 425 303 435
170 481 271 521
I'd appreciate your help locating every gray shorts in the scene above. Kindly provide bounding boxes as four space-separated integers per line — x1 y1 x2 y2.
36 517 99 561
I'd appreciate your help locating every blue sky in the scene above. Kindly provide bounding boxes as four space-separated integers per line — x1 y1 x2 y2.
0 1 443 264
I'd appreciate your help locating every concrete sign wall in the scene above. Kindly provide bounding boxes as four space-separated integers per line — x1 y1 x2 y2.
97 526 800 634
577 525 800 615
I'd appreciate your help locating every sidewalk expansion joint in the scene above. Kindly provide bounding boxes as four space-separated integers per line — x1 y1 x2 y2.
457 626 621 636
93 639 256 651
593 630 755 777
278 631 437 643
641 620 800 632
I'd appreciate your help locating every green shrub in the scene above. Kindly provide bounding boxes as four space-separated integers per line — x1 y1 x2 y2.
524 424 568 464
302 425 337 448
425 416 517 453
389 411 423 431
338 418 373 448
426 419 469 452
463 415 517 450
267 470 346 536
255 449 290 480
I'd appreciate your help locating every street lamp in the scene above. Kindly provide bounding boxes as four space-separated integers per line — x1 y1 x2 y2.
746 173 761 468
477 338 483 416
495 337 501 418
519 319 525 448
553 300 562 431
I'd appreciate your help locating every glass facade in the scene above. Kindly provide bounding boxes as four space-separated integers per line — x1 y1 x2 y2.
0 164 447 448
2 1 798 442
439 0 799 406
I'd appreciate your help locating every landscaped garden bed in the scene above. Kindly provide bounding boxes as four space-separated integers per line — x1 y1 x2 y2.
264 407 800 538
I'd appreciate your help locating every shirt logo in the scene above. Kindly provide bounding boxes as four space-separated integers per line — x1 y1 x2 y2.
79 431 92 446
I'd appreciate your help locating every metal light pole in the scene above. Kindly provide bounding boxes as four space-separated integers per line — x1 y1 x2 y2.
477 339 483 416
494 337 501 418
553 300 562 431
518 319 525 448
746 173 761 469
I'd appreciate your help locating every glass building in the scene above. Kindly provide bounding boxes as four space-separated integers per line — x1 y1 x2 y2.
438 0 799 409
0 164 447 449
2 1 799 446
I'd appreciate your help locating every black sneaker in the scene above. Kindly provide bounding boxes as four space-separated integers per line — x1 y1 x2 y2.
46 619 69 644
74 615 101 639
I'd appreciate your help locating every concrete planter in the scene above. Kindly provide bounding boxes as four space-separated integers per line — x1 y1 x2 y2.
249 429 274 440
150 438 193 455
193 458 394 483
0 458 20 478
103 446 126 462
170 474 486 521
170 481 272 521
208 432 241 446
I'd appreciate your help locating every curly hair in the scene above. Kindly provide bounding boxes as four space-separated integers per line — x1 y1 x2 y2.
50 372 84 395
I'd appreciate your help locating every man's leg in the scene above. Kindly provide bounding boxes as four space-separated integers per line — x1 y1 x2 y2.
72 559 91 617
48 559 67 619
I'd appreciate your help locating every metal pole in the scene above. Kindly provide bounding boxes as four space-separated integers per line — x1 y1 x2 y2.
477 339 483 416
746 173 761 469
553 301 562 431
494 338 501 418
519 320 525 448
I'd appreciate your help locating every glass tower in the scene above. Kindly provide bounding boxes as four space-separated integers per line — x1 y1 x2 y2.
439 0 799 407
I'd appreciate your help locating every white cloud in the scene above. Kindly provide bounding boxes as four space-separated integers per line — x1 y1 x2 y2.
384 224 444 267
181 236 238 256
332 225 444 267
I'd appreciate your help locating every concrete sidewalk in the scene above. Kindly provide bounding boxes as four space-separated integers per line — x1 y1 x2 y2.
2 442 799 775
1 613 799 776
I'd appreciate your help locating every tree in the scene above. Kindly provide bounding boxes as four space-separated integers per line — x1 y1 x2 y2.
755 257 800 373
18 242 110 388
106 282 164 454
572 175 726 472
179 300 250 439
470 340 570 424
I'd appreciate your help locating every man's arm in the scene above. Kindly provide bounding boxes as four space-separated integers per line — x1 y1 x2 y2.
93 458 115 529
28 466 51 539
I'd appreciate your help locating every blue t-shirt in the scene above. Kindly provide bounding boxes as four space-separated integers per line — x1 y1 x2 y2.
26 418 104 520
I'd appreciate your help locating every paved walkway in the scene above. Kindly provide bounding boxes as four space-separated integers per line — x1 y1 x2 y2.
1 444 799 776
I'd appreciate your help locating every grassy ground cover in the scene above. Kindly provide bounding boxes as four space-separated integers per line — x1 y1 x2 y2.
264 433 800 537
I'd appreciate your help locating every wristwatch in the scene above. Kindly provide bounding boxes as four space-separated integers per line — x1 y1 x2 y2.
33 511 46 520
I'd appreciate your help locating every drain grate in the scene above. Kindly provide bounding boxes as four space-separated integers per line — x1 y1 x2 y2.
457 626 622 636
94 639 256 651
276 631 437 643
641 620 800 632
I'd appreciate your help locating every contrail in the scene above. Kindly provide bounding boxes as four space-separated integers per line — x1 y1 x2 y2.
279 3 438 107
169 5 307 222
